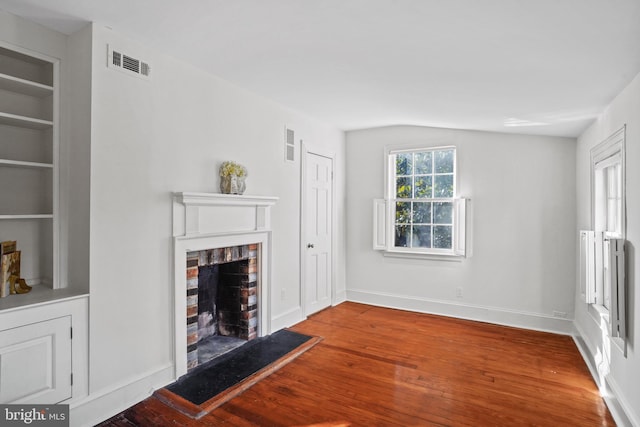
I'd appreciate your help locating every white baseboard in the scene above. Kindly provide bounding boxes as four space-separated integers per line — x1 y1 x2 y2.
334 289 347 305
347 288 575 335
272 294 347 331
605 375 639 427
271 306 305 332
573 323 638 427
69 363 174 427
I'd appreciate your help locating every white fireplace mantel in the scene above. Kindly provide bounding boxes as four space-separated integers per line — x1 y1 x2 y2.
172 192 279 237
172 192 279 378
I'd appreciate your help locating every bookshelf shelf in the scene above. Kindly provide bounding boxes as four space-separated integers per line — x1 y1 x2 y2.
0 111 53 129
0 159 53 169
0 72 53 98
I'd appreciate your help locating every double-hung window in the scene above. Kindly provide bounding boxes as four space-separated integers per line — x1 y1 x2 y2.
374 146 467 258
581 126 627 352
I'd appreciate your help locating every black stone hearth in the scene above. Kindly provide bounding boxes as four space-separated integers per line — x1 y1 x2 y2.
167 330 314 405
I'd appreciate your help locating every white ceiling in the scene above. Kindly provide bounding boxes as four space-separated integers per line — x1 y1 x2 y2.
2 0 640 137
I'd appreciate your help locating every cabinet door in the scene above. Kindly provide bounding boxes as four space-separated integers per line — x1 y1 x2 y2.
0 316 71 403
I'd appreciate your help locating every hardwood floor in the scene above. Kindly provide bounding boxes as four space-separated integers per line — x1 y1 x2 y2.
100 302 615 426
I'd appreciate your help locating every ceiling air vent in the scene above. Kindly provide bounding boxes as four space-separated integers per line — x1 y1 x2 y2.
107 45 151 80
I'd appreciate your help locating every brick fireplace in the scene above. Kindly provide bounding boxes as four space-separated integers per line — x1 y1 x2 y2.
172 192 278 378
186 244 259 370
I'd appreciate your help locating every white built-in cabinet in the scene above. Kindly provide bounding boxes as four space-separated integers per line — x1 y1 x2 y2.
0 42 88 405
0 296 88 404
0 315 72 403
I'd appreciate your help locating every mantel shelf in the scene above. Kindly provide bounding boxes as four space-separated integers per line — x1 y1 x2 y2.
174 192 279 208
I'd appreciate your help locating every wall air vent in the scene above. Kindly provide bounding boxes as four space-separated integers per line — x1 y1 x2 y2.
285 127 295 162
107 45 151 80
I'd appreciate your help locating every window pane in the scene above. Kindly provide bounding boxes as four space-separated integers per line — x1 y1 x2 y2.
411 225 431 248
433 226 452 249
605 164 622 234
396 177 412 198
616 199 622 232
396 153 413 176
434 150 454 173
395 202 411 224
607 165 619 197
412 202 431 224
395 225 410 247
433 202 453 224
607 199 619 233
414 176 433 198
434 175 453 197
414 152 432 174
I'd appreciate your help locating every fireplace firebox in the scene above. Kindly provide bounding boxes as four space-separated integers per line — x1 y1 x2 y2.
186 244 259 370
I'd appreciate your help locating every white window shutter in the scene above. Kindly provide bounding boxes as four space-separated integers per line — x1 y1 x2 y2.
579 230 596 304
453 198 467 257
373 199 387 250
609 238 626 339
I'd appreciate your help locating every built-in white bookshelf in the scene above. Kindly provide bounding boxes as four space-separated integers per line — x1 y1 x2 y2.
0 15 89 408
0 43 58 293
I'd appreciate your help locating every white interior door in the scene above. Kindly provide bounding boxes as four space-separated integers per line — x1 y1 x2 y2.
304 152 333 316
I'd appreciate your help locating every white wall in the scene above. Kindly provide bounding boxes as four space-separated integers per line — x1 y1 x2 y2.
346 126 576 332
65 24 92 293
574 71 640 426
80 24 345 423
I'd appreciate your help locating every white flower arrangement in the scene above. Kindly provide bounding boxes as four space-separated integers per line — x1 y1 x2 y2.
219 161 247 177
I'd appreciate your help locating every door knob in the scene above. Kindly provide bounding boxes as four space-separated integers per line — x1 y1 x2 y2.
307 243 315 248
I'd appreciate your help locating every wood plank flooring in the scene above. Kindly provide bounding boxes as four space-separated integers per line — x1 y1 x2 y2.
100 302 615 426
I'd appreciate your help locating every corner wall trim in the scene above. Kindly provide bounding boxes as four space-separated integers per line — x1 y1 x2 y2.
346 289 575 335
334 290 347 305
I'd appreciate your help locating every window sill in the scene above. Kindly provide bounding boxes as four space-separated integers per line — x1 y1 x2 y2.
589 303 610 323
381 250 465 262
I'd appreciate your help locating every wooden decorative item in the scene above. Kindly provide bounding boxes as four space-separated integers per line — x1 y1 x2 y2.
1 240 32 296
1 251 20 297
1 240 16 254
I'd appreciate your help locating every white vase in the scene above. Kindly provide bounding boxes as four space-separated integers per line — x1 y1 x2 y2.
221 175 246 195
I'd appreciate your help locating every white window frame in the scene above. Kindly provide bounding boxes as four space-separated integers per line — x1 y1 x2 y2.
374 144 467 260
588 125 627 354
